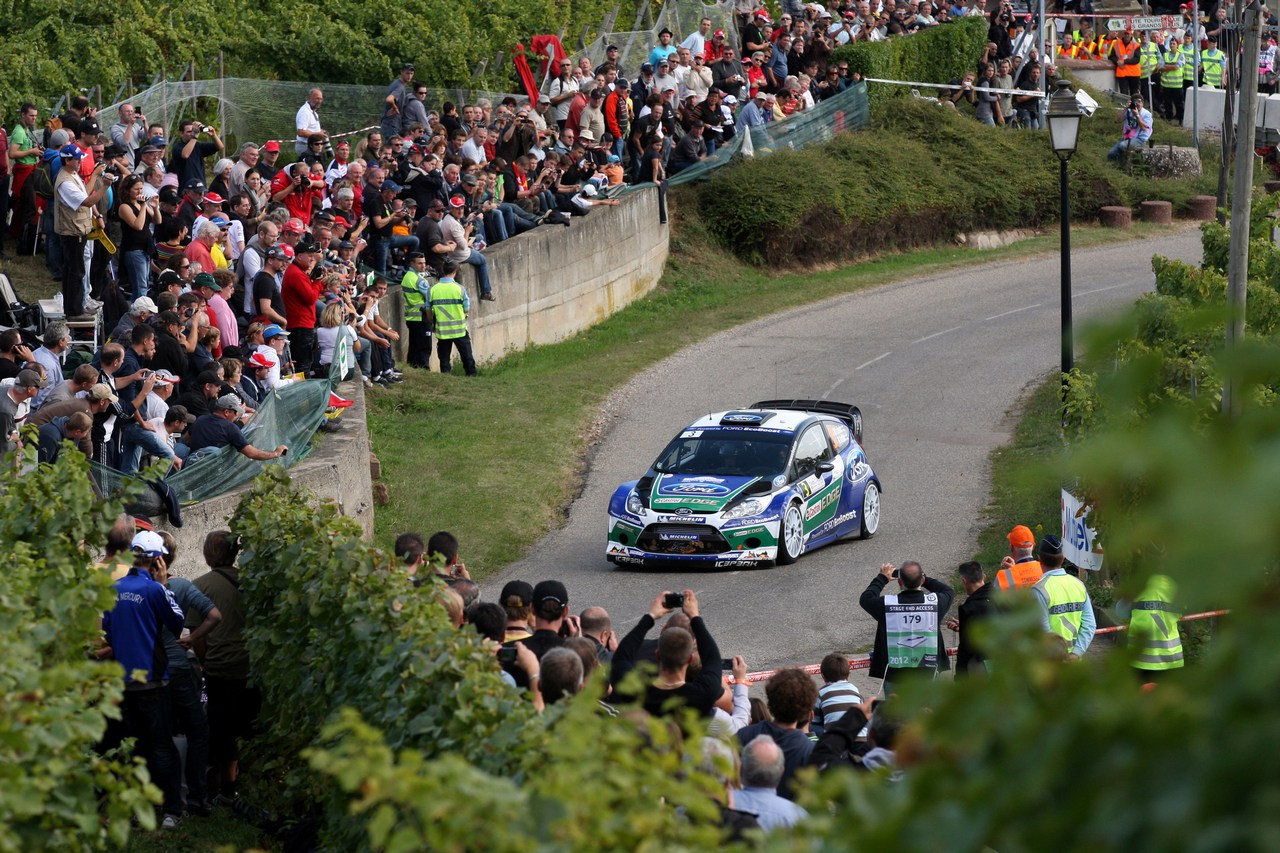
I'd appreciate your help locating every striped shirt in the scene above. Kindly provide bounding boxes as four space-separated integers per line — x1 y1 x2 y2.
814 679 861 726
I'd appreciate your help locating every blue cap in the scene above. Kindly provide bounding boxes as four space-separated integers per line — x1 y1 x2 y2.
59 143 85 160
148 135 167 147
608 154 621 163
263 323 290 340
210 216 230 227
381 179 402 192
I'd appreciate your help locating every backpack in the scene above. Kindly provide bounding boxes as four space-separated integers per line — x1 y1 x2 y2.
29 160 55 201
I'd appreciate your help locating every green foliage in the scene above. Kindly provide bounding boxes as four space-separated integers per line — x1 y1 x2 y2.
0 444 158 849
697 98 1214 267
0 0 625 116
832 18 988 110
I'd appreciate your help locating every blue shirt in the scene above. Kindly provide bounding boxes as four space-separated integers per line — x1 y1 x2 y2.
103 567 185 686
736 100 768 130
162 577 216 672
647 44 678 69
733 787 809 831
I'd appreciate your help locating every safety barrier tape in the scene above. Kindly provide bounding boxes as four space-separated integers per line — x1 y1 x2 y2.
862 77 1049 98
735 608 1228 684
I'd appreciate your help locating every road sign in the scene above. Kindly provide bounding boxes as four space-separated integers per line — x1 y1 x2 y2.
1107 15 1178 32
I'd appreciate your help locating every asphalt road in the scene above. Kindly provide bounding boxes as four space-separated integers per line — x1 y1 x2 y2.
487 228 1203 677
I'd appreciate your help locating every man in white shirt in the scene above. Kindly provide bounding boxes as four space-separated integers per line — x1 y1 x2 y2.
295 89 327 155
31 322 70 410
459 127 488 164
549 60 580 129
681 18 713 57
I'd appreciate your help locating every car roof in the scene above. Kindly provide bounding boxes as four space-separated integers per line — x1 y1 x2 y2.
686 409 816 433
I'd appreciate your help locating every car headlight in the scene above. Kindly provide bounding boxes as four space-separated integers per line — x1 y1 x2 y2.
625 492 645 516
723 498 767 520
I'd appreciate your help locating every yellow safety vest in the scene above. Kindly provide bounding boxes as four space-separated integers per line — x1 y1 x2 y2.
1129 574 1184 671
429 277 468 340
1139 42 1162 78
1034 572 1088 647
1201 48 1226 87
401 270 429 322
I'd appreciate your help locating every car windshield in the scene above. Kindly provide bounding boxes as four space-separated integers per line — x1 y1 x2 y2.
651 429 793 477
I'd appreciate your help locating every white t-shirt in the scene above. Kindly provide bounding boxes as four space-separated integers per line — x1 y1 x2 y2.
295 102 322 153
550 77 580 121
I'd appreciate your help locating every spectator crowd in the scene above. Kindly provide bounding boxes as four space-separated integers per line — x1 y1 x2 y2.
95 508 1170 836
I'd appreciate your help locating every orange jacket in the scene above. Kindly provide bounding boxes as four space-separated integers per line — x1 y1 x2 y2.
1112 38 1141 77
996 559 1044 591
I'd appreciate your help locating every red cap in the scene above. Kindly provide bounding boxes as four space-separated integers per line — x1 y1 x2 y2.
448 195 466 208
263 140 281 152
202 192 225 205
714 29 725 37
281 218 305 234
249 352 277 368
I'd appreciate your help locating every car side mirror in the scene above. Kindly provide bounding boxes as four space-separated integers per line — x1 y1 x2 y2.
817 461 835 473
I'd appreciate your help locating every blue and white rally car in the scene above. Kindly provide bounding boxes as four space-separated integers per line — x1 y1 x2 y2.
606 400 881 568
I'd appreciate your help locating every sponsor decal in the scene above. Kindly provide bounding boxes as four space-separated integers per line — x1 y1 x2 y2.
658 515 705 523
729 525 768 537
682 475 726 483
715 559 759 567
804 489 841 520
798 481 812 499
772 474 787 489
660 532 702 541
680 429 704 438
816 511 858 535
652 496 723 508
722 413 765 424
607 544 628 555
663 483 731 496
848 461 871 482
614 555 644 565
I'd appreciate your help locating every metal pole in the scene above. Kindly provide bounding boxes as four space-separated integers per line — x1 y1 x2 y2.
1060 155 1073 403
1193 27 1200 145
1218 17 1236 223
1225 5 1262 417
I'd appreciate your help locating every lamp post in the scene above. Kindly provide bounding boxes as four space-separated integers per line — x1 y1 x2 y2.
1046 80 1082 398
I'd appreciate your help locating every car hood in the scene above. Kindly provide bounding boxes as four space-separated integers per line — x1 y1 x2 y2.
647 474 768 512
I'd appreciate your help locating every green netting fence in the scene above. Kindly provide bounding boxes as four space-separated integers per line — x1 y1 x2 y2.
90 357 342 506
637 80 872 190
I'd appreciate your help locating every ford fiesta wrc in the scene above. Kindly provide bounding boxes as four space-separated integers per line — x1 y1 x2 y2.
606 400 882 569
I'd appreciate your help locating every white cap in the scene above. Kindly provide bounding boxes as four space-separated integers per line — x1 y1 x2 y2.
131 530 169 556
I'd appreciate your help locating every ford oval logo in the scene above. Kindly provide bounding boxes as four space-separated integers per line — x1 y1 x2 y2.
667 483 730 496
676 507 692 515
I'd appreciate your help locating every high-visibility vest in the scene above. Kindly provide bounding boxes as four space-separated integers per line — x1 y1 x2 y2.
1161 51 1184 87
996 558 1043 592
1139 43 1163 78
401 270 429 323
1058 44 1081 59
429 277 469 340
1034 572 1089 647
1129 574 1184 671
1112 38 1141 77
884 592 940 670
1201 48 1226 86
1177 44 1198 83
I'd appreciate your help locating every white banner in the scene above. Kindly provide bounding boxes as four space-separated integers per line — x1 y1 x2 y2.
1061 489 1105 572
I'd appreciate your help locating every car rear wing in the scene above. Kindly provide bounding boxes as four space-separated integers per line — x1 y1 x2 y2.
750 399 863 445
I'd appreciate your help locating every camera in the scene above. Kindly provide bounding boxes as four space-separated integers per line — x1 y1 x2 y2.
497 646 518 665
663 591 685 609
202 125 213 134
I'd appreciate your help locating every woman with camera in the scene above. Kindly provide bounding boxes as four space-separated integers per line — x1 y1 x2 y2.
316 298 362 381
117 175 161 300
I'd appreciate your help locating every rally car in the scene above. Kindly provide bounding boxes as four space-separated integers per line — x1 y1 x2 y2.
606 400 881 569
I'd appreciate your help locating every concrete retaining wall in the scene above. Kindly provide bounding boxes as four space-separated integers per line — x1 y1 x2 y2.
156 376 374 579
382 186 669 364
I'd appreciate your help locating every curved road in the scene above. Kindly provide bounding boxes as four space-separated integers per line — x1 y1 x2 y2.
487 229 1202 674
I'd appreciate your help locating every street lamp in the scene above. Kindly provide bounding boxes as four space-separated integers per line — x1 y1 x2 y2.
1046 79 1082 393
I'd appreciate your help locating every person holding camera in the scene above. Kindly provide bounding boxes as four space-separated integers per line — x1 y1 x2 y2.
859 561 954 694
170 120 224 189
1108 95 1152 161
608 588 723 718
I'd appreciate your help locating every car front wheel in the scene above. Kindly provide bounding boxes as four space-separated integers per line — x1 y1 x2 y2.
777 502 805 565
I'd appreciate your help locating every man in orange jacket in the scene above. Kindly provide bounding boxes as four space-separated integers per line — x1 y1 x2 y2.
995 524 1044 591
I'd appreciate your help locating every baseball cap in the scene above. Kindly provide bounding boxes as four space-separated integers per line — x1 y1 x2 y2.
461 173 479 186
147 135 167 147
448 194 466 208
78 119 102 137
295 237 320 254
131 530 169 556
1039 534 1064 558
532 579 568 607
158 187 180 204
606 43 619 51
714 29 726 37
166 404 197 424
152 369 181 385
197 370 222 387
131 296 159 314
215 393 245 415
248 352 277 369
263 140 281 152
184 179 207 192
59 143 84 160
582 183 598 198
157 310 182 326
382 179 402 192
1007 525 1035 549
313 210 335 223
590 88 604 98
337 239 354 250
641 62 654 74
538 93 552 104
16 369 44 389
607 154 621 163
262 323 290 340
578 128 596 142
104 142 128 159
500 580 534 608
724 94 738 105
193 272 219 291
139 144 162 155
202 191 225 205
87 383 118 402
209 216 231 228
402 61 416 71
267 243 295 261
281 218 306 234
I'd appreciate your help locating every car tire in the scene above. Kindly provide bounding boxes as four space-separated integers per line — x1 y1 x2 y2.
859 481 881 539
777 501 805 565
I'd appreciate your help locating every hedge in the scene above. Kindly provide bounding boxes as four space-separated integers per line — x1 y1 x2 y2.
832 17 989 110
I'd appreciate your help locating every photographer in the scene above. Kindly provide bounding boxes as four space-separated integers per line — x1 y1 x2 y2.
170 120 224 188
608 588 723 718
1107 95 1152 162
859 561 954 694
270 162 323 226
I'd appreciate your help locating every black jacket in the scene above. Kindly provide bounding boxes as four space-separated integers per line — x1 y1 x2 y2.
859 574 954 679
955 582 996 677
610 613 722 718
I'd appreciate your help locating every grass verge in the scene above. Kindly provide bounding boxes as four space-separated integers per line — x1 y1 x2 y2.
366 201 1189 578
